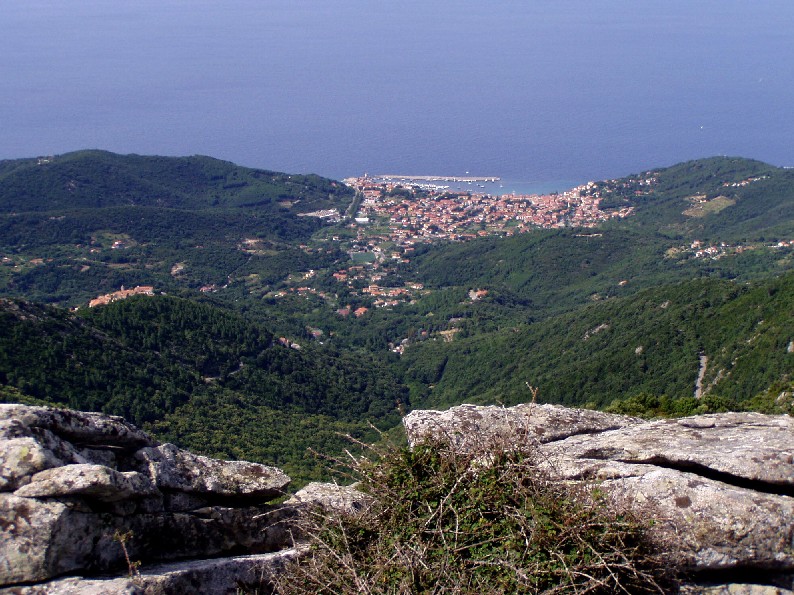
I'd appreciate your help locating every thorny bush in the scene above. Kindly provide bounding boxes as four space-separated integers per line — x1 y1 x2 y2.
274 437 678 594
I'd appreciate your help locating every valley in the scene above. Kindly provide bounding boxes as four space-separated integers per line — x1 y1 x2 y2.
1 151 793 484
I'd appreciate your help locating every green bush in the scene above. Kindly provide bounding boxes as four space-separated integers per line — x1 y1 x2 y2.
275 439 677 594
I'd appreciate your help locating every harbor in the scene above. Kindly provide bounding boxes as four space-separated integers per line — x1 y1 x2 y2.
371 174 501 183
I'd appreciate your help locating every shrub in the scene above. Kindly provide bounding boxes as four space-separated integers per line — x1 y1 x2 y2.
274 439 677 594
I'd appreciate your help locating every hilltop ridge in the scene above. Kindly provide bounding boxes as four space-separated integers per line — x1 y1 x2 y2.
0 150 352 214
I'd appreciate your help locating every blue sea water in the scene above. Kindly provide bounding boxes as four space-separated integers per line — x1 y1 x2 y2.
437 179 581 196
1 1 793 187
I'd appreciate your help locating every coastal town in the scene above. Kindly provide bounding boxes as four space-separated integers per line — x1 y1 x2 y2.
291 175 637 313
342 174 636 245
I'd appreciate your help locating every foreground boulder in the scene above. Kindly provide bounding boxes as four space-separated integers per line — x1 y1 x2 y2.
1 550 306 595
134 443 289 500
404 404 794 592
0 404 293 589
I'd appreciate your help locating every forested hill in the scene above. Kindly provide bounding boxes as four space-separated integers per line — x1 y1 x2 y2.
0 295 407 482
398 272 794 415
408 224 793 324
407 156 794 320
0 151 355 305
593 156 794 241
0 150 352 214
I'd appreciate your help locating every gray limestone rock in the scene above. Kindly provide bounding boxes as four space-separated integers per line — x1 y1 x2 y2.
14 464 157 502
545 458 794 570
681 586 794 594
134 443 290 500
7 400 790 593
285 481 373 516
0 405 154 450
0 404 155 493
160 490 210 512
0 549 306 595
542 413 794 487
0 419 95 492
0 430 64 492
76 446 118 468
403 402 642 450
0 492 299 586
0 405 295 589
0 493 100 585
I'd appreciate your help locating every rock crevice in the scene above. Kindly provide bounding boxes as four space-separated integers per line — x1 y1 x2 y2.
611 456 794 498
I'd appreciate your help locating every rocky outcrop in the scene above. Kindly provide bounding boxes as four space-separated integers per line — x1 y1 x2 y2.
285 481 373 516
1 550 306 595
0 404 295 591
134 443 289 500
4 401 792 593
404 404 794 593
403 402 643 448
14 464 158 501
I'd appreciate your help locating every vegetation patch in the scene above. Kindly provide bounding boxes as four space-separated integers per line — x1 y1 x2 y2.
350 251 377 264
275 439 677 594
682 195 736 218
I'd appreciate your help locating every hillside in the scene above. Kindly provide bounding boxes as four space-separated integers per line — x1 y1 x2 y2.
1 153 793 482
0 295 406 481
594 156 794 240
0 150 352 214
398 157 794 325
0 151 353 305
2 153 792 314
2 272 791 483
398 272 794 412
0 207 343 304
402 228 794 333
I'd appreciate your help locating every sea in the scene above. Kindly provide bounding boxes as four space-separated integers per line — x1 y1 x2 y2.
1 1 793 194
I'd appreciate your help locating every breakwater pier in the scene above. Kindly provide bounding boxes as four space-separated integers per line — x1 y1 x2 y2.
373 174 500 183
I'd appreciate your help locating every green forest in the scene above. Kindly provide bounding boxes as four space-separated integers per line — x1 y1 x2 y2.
0 295 406 482
398 274 794 411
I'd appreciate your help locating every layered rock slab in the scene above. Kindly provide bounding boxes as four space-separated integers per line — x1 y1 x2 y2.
542 413 794 488
5 401 792 592
0 549 305 595
0 405 292 588
0 404 152 449
14 464 157 501
285 481 374 516
134 443 289 500
403 402 642 449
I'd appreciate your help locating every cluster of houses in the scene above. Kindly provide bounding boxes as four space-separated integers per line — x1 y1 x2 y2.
345 177 634 247
88 285 154 308
680 239 794 260
722 175 769 188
